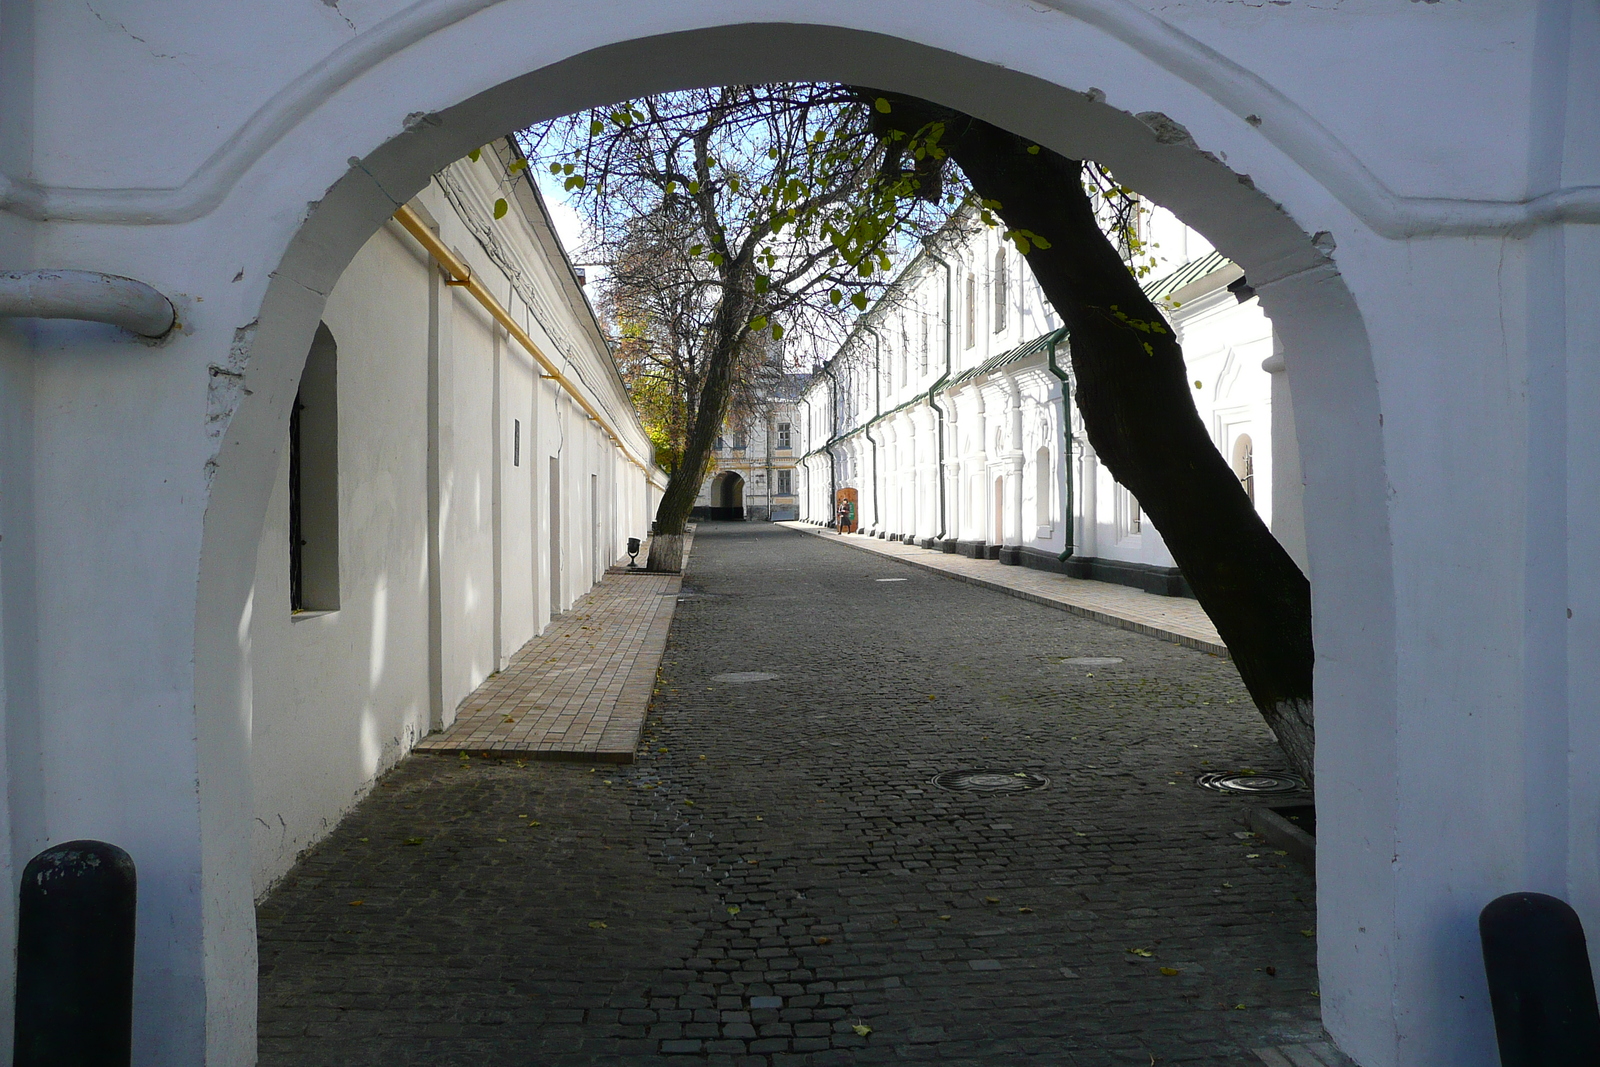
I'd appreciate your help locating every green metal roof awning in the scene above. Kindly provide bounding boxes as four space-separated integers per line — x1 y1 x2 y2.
1142 249 1233 303
947 326 1068 387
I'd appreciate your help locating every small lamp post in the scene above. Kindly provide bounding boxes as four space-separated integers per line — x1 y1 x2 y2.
627 537 641 569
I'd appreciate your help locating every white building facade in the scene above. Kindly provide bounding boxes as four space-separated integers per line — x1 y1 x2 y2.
797 209 1303 594
692 377 807 521
0 5 1595 1065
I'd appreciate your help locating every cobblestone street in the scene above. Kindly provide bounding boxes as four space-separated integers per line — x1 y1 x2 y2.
258 521 1324 1066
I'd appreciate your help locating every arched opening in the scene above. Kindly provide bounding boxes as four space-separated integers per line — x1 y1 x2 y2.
179 16 1396 1066
1232 432 1256 506
714 471 745 521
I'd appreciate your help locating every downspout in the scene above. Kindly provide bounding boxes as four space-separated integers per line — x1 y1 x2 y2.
923 250 955 544
0 269 175 337
865 329 882 535
816 363 840 525
1045 331 1075 563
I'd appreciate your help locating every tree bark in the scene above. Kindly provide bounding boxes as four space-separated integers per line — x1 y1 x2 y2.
873 97 1315 782
645 274 758 572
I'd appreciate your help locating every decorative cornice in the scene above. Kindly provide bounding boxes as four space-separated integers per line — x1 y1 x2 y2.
0 0 1591 237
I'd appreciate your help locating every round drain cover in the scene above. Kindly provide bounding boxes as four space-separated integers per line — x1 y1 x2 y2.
1197 771 1307 795
1062 656 1124 666
931 770 1049 793
712 671 779 683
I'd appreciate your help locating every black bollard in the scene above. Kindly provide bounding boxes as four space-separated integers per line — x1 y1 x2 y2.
14 840 136 1067
1480 891 1600 1066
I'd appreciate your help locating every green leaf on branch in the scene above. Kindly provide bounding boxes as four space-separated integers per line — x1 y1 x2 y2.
874 97 892 113
771 322 784 340
749 316 769 332
468 148 481 163
829 289 844 307
493 198 509 219
850 292 869 311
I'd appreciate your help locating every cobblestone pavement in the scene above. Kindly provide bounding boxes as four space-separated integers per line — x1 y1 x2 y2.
258 521 1326 1067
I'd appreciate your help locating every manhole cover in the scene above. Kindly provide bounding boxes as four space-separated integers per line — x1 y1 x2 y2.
1062 656 1124 666
712 671 779 683
1197 771 1307 795
931 770 1049 794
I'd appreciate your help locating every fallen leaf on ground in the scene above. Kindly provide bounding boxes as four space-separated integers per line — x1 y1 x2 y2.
1234 1003 1246 1010
401 838 424 846
495 838 506 843
1128 948 1153 957
349 900 364 906
726 905 741 916
1246 853 1261 859
1300 929 1315 938
1018 907 1034 914
851 1023 872 1037
588 921 607 929
938 915 951 921
684 800 696 806
814 936 832 945
1159 967 1179 976
984 897 1000 904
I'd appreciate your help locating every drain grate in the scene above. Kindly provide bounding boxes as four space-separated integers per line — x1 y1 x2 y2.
1197 771 1307 795
932 770 1049 794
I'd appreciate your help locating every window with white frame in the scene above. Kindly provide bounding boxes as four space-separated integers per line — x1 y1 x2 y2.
993 246 1009 333
964 271 977 349
777 422 792 450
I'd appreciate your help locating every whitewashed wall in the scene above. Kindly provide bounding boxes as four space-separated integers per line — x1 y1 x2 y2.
246 152 659 894
0 4 1593 1065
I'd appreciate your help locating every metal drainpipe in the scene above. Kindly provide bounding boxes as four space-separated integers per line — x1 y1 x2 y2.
923 249 955 544
1045 332 1075 563
0 269 175 338
816 363 840 525
865 329 883 535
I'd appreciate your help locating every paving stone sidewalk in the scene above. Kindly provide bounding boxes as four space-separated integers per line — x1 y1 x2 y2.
258 520 1332 1067
776 521 1225 657
414 533 692 761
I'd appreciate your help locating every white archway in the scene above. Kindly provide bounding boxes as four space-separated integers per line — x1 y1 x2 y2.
36 5 1598 1066
196 26 1392 1060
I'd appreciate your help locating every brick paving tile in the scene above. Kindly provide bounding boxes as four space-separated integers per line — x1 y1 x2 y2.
775 521 1225 657
258 521 1335 1067
414 533 693 762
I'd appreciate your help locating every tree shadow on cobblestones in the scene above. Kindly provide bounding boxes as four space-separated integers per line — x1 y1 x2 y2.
259 522 1325 1066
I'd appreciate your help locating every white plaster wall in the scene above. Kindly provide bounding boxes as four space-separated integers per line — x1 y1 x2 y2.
245 162 657 895
248 226 434 890
0 4 1591 1066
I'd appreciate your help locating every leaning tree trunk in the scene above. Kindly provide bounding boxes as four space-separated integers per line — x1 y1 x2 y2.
645 278 757 573
872 96 1315 782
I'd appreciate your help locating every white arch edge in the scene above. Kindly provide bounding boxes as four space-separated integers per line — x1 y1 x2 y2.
0 0 1591 237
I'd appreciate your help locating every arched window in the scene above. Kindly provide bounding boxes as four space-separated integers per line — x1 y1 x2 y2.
964 271 977 348
1233 433 1255 504
290 322 340 612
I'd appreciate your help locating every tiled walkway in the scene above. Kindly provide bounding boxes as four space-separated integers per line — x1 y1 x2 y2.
414 538 690 762
776 521 1226 657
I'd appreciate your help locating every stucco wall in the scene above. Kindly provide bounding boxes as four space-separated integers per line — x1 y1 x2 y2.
245 164 657 896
